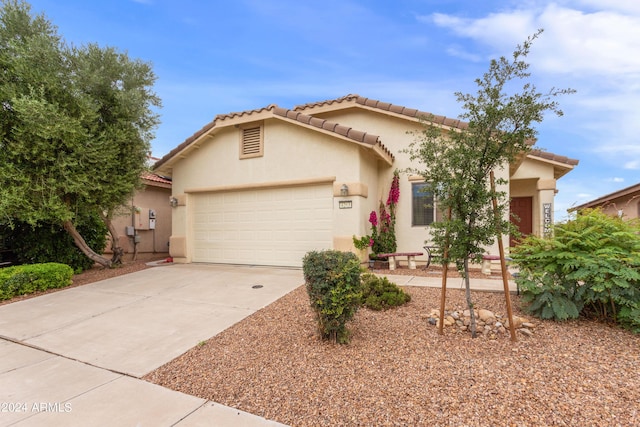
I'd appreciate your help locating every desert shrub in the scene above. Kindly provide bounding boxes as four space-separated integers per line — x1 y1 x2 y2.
302 250 362 344
4 211 107 272
0 263 74 300
512 209 640 332
361 272 411 310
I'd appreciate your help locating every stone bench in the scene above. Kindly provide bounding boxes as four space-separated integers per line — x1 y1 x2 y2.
481 255 514 275
377 252 423 271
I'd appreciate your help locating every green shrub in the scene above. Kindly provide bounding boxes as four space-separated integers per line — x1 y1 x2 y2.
512 209 640 332
361 273 411 310
4 211 107 272
302 250 362 344
0 263 74 300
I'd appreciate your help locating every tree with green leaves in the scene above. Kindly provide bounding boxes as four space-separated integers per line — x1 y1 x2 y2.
0 0 160 268
406 30 574 337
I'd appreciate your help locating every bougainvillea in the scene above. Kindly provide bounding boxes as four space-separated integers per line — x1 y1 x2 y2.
353 170 400 255
369 211 378 227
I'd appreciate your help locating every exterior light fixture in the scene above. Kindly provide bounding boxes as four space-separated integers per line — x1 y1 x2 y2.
340 184 349 196
169 196 178 207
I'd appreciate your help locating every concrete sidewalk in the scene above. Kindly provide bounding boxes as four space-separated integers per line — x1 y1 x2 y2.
0 264 298 427
377 271 518 293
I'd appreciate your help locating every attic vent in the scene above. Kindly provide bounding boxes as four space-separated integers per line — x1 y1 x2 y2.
240 126 263 159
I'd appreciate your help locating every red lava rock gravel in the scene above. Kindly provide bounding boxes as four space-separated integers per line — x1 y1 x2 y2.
144 281 640 427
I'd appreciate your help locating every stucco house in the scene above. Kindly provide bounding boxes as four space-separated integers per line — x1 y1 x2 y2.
153 94 578 268
569 182 640 220
105 171 172 258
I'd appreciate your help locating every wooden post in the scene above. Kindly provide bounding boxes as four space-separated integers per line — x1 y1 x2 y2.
490 171 517 342
438 207 452 335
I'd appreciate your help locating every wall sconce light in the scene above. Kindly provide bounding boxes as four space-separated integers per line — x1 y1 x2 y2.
169 196 178 207
340 184 349 196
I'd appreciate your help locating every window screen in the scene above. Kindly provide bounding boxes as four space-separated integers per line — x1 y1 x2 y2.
412 183 435 226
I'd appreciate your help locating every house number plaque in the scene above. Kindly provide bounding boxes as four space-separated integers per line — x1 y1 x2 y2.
339 200 352 209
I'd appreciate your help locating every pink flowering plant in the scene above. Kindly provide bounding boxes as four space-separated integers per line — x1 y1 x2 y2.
352 170 400 255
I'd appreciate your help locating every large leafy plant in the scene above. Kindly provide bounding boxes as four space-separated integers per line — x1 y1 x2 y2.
512 209 640 332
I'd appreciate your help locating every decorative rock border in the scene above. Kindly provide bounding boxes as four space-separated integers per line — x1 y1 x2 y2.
423 307 535 339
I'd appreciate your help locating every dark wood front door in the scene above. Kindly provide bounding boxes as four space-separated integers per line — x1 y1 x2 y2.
510 197 533 246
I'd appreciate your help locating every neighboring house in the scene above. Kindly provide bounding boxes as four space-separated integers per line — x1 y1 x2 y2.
106 171 172 258
153 94 578 268
569 182 640 220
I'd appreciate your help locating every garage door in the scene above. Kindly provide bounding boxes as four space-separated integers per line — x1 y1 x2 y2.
191 184 333 267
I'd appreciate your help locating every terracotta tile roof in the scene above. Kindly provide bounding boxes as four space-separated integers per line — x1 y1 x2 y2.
272 107 394 161
529 149 579 167
153 94 578 174
294 93 470 130
297 94 580 167
214 104 278 122
141 171 172 188
153 104 279 170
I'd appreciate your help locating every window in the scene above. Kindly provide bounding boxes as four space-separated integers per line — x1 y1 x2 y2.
239 124 263 159
412 183 435 226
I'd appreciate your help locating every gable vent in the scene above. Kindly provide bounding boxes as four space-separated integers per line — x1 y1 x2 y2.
242 127 261 155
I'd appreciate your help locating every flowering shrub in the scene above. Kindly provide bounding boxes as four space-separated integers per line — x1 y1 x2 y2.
352 170 400 255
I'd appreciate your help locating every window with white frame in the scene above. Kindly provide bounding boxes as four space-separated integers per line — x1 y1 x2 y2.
412 182 436 226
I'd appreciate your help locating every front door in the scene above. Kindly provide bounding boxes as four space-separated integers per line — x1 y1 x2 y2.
510 197 533 246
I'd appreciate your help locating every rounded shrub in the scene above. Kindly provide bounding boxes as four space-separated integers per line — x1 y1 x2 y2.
302 250 362 344
360 272 411 311
0 263 74 300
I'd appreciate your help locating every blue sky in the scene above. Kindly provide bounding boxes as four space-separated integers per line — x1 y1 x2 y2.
24 0 640 219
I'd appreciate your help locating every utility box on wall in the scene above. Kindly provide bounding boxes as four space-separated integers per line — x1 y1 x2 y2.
134 207 150 230
149 209 156 230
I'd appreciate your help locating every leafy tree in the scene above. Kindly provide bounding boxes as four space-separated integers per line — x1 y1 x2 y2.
0 0 160 267
406 30 573 337
4 211 107 272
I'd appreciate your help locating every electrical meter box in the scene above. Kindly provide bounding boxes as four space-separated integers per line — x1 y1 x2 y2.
134 207 150 230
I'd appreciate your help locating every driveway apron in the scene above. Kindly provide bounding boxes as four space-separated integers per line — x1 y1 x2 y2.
0 264 299 426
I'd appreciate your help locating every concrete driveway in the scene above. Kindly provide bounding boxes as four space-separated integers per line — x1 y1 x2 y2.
0 264 302 427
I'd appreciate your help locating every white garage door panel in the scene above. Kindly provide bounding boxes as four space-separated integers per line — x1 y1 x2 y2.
192 185 333 267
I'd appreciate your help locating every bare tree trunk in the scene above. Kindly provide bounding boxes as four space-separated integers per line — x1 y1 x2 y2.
100 212 123 265
62 220 112 268
463 257 477 338
490 170 517 342
438 207 453 335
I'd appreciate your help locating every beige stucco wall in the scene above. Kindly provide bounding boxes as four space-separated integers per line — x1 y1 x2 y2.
164 104 569 268
315 109 514 262
510 157 558 237
590 195 640 220
168 117 379 262
108 184 172 256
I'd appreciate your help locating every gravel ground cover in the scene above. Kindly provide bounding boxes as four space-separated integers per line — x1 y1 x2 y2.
5 260 637 425
145 274 640 427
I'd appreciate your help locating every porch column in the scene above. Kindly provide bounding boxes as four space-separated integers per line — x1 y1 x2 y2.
536 179 556 237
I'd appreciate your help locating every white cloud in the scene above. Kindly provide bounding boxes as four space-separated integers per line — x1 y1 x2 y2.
428 10 536 51
624 160 640 170
534 4 640 77
607 177 625 183
571 0 640 15
428 4 640 78
426 1 640 177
